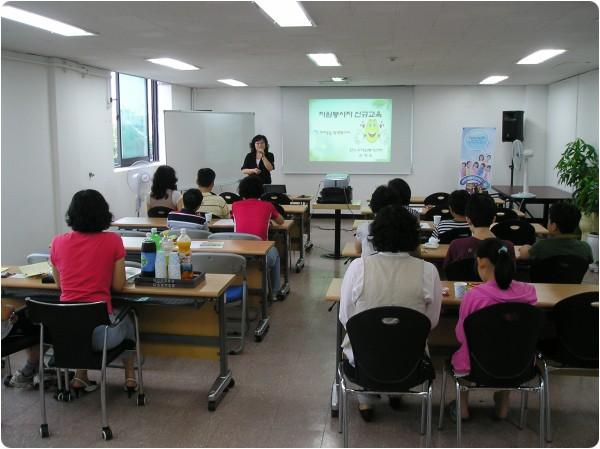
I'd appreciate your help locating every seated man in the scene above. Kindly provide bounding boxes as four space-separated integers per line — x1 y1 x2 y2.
387 178 420 219
340 205 442 422
232 175 285 298
444 193 515 267
432 190 470 240
195 168 230 219
167 189 207 230
354 185 398 257
519 202 593 262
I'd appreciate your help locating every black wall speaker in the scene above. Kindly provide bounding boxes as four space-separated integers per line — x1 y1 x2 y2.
502 111 524 142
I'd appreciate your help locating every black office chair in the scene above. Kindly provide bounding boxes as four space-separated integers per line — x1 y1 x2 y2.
260 192 291 206
495 208 519 223
25 298 146 440
538 292 599 442
220 192 241 204
438 227 471 244
339 306 435 447
147 206 173 218
491 219 536 245
530 255 589 284
438 302 545 447
444 258 481 282
423 192 450 207
422 206 452 221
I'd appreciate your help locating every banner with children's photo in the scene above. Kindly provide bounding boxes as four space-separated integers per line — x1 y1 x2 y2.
459 127 496 192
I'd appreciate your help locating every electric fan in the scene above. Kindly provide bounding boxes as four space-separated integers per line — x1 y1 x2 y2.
511 140 536 199
126 161 153 216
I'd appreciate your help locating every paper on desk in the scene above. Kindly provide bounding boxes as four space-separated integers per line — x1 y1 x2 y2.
214 219 234 226
126 267 141 281
191 241 225 249
420 222 431 229
18 262 50 277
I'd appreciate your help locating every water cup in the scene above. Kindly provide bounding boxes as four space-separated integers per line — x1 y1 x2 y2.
433 215 442 226
454 282 467 299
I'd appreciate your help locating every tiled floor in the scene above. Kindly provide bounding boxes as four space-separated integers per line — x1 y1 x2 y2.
2 218 598 447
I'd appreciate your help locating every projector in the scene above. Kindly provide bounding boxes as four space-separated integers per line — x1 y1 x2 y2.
323 173 350 189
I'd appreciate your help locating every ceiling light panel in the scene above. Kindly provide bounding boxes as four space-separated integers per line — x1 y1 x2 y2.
146 58 199 70
307 53 341 67
217 79 248 87
517 49 566 64
1 5 95 36
255 0 313 27
479 76 509 85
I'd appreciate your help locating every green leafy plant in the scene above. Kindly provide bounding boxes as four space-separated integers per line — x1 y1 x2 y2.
555 138 599 216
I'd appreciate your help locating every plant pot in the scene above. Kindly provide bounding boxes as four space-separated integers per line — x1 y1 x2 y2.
586 232 599 273
579 212 599 241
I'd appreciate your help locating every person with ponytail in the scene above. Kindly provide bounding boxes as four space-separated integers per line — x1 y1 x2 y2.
449 238 537 421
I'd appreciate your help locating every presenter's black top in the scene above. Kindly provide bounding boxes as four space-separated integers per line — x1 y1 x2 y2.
241 152 275 184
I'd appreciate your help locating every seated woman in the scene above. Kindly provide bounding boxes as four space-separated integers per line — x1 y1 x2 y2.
450 238 537 421
147 165 183 212
340 205 442 422
354 185 398 257
50 189 138 393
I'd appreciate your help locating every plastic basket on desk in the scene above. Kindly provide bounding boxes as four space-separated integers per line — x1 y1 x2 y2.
133 272 205 288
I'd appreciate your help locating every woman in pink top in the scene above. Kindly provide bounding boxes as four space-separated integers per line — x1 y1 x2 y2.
51 190 137 394
450 238 537 421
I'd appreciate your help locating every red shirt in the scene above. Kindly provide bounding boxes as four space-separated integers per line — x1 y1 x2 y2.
231 199 281 241
50 231 125 314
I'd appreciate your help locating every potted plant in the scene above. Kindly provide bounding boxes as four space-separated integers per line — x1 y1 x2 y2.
555 138 599 239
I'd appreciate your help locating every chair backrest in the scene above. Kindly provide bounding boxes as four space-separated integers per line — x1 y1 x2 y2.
464 302 542 387
423 192 450 207
220 192 241 204
438 227 472 244
495 208 519 223
115 230 147 238
26 253 50 264
347 306 433 391
264 184 287 194
147 206 173 218
530 255 589 284
260 192 291 206
444 258 481 282
552 292 599 366
191 253 246 277
167 229 211 240
422 205 452 221
25 298 110 369
490 219 536 245
208 232 261 241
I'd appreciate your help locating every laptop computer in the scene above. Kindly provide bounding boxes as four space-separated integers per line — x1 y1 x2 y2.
264 184 287 194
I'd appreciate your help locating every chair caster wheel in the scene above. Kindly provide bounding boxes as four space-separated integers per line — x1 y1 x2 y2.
56 392 63 401
137 394 146 406
4 375 12 387
102 426 113 441
331 409 339 418
208 401 216 412
254 334 263 342
40 424 49 438
225 378 235 392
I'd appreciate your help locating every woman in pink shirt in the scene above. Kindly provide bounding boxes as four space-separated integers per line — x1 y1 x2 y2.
450 238 537 421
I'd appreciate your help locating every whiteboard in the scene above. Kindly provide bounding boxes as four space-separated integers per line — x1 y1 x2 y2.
164 111 255 190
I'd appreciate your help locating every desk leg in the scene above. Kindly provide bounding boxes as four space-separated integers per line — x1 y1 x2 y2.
331 303 342 418
207 293 234 411
323 209 343 259
254 254 270 342
279 230 291 299
295 212 305 273
305 208 313 252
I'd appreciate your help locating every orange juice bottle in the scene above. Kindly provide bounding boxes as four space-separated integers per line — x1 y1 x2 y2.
176 229 193 279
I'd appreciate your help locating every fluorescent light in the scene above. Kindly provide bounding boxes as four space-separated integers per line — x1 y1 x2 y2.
147 58 199 71
479 75 509 85
1 5 95 36
307 53 341 67
217 79 248 87
255 0 313 27
517 49 566 64
331 77 347 82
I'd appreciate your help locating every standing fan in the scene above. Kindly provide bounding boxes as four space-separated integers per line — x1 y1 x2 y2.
126 161 153 216
511 140 536 199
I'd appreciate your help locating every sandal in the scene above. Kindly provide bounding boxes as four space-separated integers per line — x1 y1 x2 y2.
124 377 138 398
70 377 98 397
447 400 470 422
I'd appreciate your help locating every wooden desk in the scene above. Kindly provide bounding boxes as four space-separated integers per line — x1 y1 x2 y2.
410 196 505 206
493 185 571 223
122 236 275 341
1 272 236 411
354 220 548 237
312 201 362 259
287 197 314 253
112 217 169 230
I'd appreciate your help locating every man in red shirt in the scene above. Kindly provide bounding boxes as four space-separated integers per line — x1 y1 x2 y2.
232 175 284 298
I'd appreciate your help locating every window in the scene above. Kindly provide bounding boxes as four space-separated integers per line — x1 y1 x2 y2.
111 72 159 167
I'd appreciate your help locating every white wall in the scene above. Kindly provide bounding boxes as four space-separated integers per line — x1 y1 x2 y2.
193 85 549 200
546 70 599 189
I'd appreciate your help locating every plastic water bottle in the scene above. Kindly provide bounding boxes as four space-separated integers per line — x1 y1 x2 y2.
176 229 193 280
168 251 181 280
140 233 156 278
150 227 161 251
155 250 167 279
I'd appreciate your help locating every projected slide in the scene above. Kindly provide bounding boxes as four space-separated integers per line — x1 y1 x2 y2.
309 99 392 162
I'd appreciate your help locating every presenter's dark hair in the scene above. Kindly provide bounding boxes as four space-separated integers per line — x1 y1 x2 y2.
238 175 264 199
182 189 203 211
387 178 411 206
465 193 496 227
449 190 470 216
250 134 269 153
66 189 112 232
196 168 216 188
549 202 581 234
370 185 398 214
370 205 420 253
151 165 178 200
477 238 515 290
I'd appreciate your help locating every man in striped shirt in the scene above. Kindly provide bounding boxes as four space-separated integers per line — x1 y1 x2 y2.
167 189 207 230
432 190 470 239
